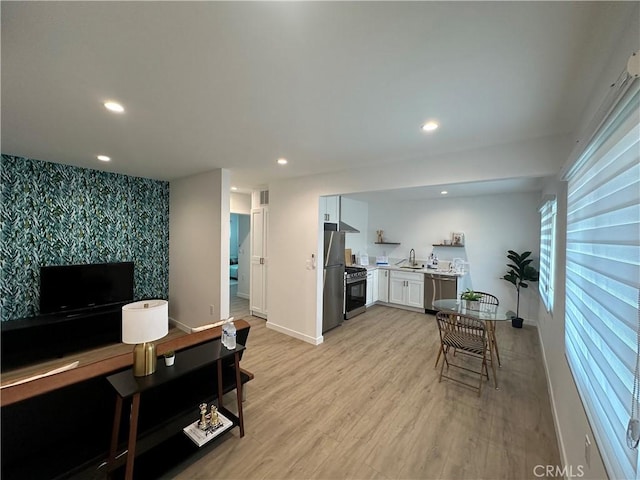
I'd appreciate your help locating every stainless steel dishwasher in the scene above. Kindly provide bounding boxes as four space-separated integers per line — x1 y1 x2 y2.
424 273 458 312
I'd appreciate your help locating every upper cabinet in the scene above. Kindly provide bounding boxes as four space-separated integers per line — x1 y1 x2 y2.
320 195 340 223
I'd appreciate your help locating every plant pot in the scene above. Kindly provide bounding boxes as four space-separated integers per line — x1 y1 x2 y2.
511 317 524 328
164 355 175 366
463 300 480 310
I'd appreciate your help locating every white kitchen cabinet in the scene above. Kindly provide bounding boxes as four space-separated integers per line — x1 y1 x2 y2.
389 270 424 309
389 277 406 304
366 269 379 306
320 195 339 223
406 279 424 308
372 269 379 303
250 206 268 318
378 269 389 303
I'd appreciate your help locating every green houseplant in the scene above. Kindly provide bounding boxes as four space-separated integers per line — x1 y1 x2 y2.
163 351 175 366
502 250 539 328
461 289 482 301
461 289 482 310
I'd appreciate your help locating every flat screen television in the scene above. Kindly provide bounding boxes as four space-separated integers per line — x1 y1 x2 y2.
39 262 134 315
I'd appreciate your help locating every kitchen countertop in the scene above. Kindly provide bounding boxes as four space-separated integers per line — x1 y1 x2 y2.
354 264 465 277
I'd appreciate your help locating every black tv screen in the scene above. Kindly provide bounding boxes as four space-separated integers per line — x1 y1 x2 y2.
39 262 134 315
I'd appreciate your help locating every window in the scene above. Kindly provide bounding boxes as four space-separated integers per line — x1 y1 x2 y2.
539 197 556 312
564 74 639 480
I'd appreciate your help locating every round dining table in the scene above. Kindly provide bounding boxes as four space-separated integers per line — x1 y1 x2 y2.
432 298 513 389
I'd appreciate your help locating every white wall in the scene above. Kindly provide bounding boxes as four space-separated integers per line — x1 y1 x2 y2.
366 192 541 319
535 9 639 479
341 197 369 257
169 169 230 330
267 132 570 344
237 214 250 298
231 192 251 214
230 213 239 258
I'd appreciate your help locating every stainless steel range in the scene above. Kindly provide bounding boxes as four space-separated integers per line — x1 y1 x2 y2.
344 266 367 319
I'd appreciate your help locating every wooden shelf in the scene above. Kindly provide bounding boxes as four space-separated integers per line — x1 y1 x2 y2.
375 242 400 245
432 244 464 247
106 340 246 479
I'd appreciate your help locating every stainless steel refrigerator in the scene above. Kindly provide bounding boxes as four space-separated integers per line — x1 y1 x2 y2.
322 225 345 333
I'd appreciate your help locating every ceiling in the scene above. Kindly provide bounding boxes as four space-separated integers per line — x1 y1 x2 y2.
1 2 631 191
344 176 546 202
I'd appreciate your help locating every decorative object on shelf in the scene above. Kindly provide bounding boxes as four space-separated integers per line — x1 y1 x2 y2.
452 232 465 246
461 289 482 310
122 299 169 377
198 402 209 430
376 230 384 243
163 351 175 366
210 405 222 428
183 408 233 447
502 250 539 328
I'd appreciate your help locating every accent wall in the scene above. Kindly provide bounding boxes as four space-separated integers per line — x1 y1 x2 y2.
0 155 169 321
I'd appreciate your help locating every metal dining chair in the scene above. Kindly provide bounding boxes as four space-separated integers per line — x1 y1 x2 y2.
435 311 490 396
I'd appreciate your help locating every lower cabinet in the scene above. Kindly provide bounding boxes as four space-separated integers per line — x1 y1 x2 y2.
389 271 424 309
378 269 389 303
366 271 374 306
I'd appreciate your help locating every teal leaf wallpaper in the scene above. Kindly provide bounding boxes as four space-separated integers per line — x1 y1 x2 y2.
0 155 169 321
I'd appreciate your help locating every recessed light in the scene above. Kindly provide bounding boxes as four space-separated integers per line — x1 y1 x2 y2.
104 101 124 113
440 190 448 195
97 155 111 162
422 121 439 132
231 186 238 191
277 158 288 165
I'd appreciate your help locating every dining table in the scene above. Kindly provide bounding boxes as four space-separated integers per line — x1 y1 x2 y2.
432 298 513 389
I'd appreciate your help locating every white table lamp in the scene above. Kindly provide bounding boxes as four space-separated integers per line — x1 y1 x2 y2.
122 300 168 376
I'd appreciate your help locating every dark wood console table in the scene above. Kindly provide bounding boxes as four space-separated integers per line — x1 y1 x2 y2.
106 340 246 480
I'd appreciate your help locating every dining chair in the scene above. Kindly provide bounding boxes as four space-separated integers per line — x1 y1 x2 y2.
435 311 490 396
471 291 501 367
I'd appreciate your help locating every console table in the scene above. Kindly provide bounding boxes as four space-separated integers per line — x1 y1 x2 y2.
106 340 246 480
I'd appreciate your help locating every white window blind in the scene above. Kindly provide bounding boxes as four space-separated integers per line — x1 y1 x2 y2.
564 76 640 480
539 197 556 312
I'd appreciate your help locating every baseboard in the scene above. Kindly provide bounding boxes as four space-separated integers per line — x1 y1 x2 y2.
536 323 568 473
266 321 323 345
169 316 191 334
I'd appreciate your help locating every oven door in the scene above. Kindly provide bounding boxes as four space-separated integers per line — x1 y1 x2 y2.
345 278 366 319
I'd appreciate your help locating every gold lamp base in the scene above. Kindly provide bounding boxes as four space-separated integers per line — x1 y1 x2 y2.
132 342 157 377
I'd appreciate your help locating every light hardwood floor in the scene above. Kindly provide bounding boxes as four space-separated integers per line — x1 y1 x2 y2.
168 300 561 480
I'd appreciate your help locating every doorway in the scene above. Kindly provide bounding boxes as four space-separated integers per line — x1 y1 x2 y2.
230 213 250 318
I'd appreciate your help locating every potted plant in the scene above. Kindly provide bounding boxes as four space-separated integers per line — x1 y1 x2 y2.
461 289 482 310
163 351 175 367
502 250 539 328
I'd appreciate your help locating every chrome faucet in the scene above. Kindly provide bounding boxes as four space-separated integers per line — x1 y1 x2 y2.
409 248 416 266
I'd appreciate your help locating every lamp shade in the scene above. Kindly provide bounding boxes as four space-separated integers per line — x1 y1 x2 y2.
122 300 168 344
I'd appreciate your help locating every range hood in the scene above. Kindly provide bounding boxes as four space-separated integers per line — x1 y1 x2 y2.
339 221 360 233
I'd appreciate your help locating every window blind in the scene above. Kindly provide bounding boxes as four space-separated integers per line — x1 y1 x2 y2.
564 79 640 480
539 198 556 312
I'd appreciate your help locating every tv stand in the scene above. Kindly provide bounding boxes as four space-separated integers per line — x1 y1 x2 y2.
1 303 127 371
